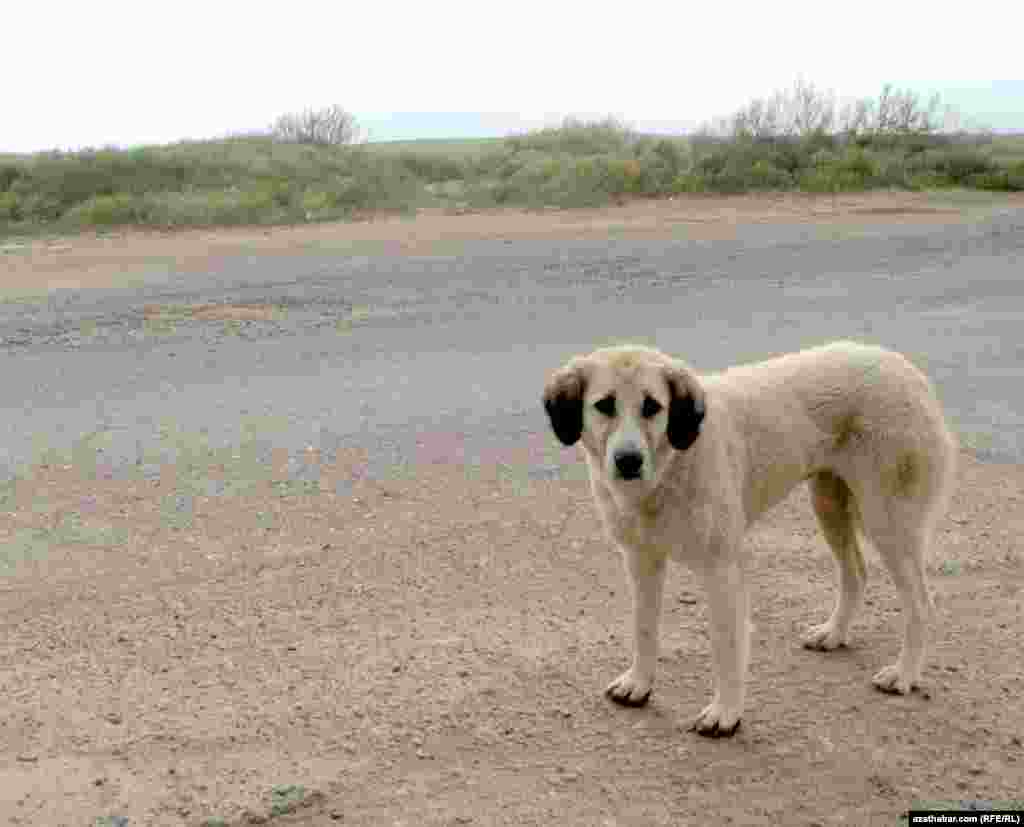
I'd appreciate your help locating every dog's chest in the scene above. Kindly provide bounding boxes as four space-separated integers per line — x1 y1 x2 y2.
596 491 674 552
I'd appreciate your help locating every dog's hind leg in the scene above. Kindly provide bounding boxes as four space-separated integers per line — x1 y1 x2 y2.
855 484 937 695
803 471 866 651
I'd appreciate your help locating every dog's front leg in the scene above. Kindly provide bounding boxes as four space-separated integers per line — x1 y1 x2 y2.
690 555 749 737
605 546 667 707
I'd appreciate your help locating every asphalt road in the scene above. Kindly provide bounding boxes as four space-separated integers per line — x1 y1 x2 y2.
2 208 1023 485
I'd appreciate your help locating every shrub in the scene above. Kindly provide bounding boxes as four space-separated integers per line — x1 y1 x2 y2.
969 171 1024 192
672 173 707 193
507 117 636 156
236 187 277 221
0 163 21 192
300 188 335 218
876 159 910 188
633 139 689 194
395 152 466 183
907 171 955 190
601 158 644 195
64 193 146 226
929 150 994 183
0 191 22 221
14 190 65 222
836 148 879 181
749 160 794 189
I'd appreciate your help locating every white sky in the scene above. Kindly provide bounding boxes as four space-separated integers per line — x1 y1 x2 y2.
5 0 1023 152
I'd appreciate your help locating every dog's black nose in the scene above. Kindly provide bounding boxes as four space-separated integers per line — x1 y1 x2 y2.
614 450 644 479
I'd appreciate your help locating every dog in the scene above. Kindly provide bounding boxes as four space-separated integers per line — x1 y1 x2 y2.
542 341 956 736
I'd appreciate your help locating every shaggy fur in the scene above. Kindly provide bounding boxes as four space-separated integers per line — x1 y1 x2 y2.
542 341 956 737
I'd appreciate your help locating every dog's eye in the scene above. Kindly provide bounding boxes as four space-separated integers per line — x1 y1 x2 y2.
642 396 663 418
594 395 616 417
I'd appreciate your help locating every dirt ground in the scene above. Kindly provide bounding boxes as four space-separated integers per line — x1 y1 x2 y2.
3 190 1020 295
1 195 1022 826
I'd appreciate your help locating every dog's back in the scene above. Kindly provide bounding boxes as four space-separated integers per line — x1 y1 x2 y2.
705 341 957 523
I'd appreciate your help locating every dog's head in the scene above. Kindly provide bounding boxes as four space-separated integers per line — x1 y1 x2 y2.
542 345 705 491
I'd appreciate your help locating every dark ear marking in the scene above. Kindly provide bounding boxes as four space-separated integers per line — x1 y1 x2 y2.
665 368 705 451
543 362 587 446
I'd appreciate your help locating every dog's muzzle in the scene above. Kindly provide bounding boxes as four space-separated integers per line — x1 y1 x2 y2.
613 448 644 480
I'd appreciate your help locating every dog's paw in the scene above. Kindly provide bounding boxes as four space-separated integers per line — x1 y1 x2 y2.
872 664 918 695
802 621 848 651
689 701 742 738
605 669 653 707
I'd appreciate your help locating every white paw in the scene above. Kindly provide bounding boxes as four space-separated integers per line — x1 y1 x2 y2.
605 668 653 707
872 663 918 695
802 621 848 651
690 699 742 737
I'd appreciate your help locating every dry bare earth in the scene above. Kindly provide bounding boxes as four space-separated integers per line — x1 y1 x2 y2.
3 191 1014 296
0 194 1022 826
1 448 1021 826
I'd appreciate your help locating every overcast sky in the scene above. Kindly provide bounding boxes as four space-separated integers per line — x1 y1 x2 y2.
6 0 1023 152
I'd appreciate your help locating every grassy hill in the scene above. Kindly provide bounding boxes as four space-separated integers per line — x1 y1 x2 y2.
1 122 1021 237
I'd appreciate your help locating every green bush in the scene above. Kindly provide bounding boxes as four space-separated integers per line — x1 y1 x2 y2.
749 160 794 189
0 164 21 192
600 158 644 195
507 117 636 156
633 138 689 194
140 191 246 227
907 171 956 190
969 170 1024 192
14 190 65 221
65 193 146 226
395 152 465 183
672 173 707 193
300 188 335 217
876 159 910 188
929 150 993 183
0 191 22 221
236 187 277 221
835 148 878 181
331 161 417 211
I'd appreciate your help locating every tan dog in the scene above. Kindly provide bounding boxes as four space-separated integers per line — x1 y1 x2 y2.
543 341 956 736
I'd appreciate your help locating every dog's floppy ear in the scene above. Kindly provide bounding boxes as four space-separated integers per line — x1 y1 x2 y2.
663 361 706 451
543 357 590 446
